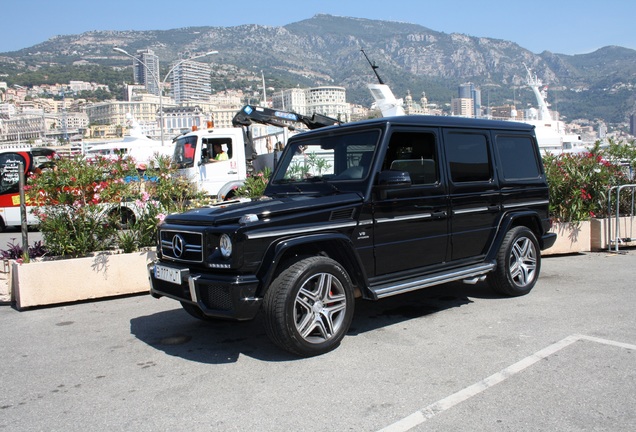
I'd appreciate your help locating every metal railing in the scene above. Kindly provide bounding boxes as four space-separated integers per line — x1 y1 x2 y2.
606 184 636 252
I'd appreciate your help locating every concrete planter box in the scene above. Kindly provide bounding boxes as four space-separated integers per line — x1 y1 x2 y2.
542 221 591 256
591 216 636 251
10 250 154 310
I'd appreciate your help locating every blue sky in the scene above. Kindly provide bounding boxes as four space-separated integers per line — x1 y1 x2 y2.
2 0 634 55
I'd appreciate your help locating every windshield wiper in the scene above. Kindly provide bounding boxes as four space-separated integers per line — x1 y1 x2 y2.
306 176 341 193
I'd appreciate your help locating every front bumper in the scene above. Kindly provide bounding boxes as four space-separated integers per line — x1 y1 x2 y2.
148 262 262 320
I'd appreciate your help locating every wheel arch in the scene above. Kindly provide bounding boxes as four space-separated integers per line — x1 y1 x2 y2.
256 233 369 298
487 211 543 261
217 180 245 201
102 202 138 227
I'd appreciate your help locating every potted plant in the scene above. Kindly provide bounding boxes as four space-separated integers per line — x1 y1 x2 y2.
542 140 635 254
9 153 207 309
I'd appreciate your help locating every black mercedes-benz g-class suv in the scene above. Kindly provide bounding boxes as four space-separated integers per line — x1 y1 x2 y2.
148 115 556 356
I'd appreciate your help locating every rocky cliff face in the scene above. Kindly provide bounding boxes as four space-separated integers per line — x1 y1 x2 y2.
2 14 636 123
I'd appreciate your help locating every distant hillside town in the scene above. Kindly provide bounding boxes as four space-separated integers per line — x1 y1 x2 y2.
1 46 635 147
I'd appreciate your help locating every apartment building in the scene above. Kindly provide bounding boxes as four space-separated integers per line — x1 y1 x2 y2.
272 86 350 122
133 49 161 96
171 60 212 104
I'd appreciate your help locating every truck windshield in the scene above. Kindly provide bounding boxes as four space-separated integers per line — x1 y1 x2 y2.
173 136 198 168
272 129 380 184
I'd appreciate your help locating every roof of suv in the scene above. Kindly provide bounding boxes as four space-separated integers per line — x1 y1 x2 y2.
302 115 536 135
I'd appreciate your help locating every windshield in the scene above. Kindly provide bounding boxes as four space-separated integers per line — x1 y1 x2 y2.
271 129 380 185
173 135 198 168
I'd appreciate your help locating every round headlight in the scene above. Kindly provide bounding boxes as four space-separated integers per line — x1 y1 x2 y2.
219 234 232 259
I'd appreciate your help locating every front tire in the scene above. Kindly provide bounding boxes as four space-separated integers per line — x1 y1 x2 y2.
489 226 541 296
264 256 355 357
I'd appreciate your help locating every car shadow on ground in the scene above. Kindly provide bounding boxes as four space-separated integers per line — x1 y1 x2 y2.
130 281 501 364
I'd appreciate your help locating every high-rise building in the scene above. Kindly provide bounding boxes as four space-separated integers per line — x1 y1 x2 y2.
451 97 474 117
458 83 473 99
630 113 636 136
458 82 482 118
133 49 160 96
171 60 212 104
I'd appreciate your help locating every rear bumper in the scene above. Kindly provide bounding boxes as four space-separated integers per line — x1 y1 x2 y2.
541 232 558 250
148 262 262 320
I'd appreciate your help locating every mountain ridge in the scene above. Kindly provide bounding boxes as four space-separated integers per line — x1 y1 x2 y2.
1 14 635 125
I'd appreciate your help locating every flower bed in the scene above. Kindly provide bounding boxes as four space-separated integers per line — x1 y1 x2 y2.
1 153 213 309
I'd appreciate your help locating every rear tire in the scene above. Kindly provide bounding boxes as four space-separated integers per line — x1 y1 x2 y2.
263 256 354 357
489 226 541 296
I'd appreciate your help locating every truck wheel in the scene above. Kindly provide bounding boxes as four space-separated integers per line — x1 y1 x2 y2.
489 226 541 297
180 302 218 322
109 206 136 229
264 256 354 357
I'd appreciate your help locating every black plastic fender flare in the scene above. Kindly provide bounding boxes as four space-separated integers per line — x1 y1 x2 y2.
486 211 544 262
255 232 370 298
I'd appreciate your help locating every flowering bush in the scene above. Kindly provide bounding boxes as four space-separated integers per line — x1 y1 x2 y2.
543 140 635 223
26 153 204 257
233 168 271 199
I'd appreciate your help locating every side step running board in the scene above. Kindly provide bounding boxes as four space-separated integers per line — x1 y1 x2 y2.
370 263 495 299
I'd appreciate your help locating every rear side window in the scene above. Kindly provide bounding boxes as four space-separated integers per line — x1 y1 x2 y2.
495 135 541 180
444 131 491 183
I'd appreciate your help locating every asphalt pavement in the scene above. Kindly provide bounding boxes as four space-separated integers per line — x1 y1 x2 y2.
1 250 634 431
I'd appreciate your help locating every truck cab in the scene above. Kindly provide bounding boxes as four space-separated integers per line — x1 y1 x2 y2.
172 127 248 199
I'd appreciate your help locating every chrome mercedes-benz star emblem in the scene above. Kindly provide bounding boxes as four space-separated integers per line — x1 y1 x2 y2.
172 234 185 258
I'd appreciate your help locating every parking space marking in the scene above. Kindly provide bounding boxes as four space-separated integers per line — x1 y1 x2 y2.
378 334 636 432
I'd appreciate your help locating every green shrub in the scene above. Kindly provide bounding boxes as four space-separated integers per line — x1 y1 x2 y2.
543 140 635 223
26 154 204 257
233 168 271 199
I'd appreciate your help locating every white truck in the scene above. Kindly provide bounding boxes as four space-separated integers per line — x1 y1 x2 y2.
172 105 339 200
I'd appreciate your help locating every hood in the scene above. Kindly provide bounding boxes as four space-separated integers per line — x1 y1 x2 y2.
164 192 364 226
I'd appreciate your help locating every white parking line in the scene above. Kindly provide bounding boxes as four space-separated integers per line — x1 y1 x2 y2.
378 334 636 432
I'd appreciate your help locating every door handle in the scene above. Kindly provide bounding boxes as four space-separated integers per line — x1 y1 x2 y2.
227 170 238 175
431 211 447 219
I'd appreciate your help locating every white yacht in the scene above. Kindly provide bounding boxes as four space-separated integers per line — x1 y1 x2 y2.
511 65 585 154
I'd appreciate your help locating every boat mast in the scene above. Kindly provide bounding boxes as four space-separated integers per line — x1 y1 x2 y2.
361 49 405 117
524 64 552 121
361 49 384 85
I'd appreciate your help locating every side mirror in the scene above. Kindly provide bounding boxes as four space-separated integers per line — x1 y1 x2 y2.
376 170 412 188
374 170 411 200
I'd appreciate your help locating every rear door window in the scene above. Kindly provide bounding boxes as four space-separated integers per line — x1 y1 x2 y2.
495 135 542 180
444 131 491 183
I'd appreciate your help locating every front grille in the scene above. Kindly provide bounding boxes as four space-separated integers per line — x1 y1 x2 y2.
160 230 204 263
200 285 233 311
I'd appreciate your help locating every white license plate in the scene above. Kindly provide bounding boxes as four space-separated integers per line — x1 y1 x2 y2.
154 264 185 285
